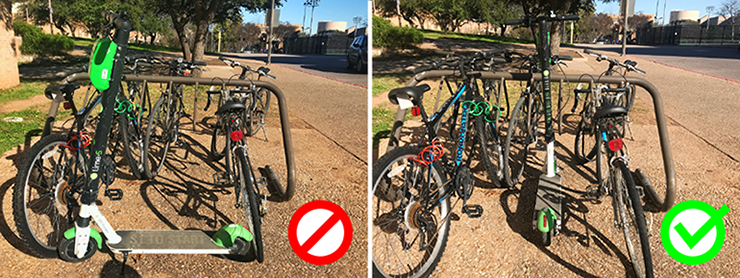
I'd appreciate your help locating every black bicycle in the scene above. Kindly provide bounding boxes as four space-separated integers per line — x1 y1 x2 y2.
372 50 507 278
141 57 206 178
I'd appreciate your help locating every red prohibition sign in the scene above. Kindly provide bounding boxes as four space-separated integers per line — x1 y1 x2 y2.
288 200 353 265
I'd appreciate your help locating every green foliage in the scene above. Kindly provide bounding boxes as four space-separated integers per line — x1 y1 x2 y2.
423 29 532 44
0 109 45 155
373 16 424 49
13 21 74 55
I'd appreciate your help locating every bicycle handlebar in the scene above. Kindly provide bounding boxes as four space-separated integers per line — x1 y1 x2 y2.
219 56 276 79
584 49 646 75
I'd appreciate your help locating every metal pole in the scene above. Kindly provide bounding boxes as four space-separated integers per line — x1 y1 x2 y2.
663 0 668 25
396 0 402 26
310 1 319 35
622 0 629 56
48 0 54 34
268 0 275 65
217 29 221 53
570 21 574 43
302 2 308 33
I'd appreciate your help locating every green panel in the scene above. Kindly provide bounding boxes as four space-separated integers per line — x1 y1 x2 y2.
89 38 117 92
63 227 103 249
212 223 253 247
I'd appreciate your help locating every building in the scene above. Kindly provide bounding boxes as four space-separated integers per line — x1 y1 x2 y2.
317 21 347 33
670 10 700 23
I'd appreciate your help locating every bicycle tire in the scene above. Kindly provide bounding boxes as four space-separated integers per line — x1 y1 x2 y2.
614 159 654 278
13 134 85 258
118 111 145 179
235 147 264 263
574 106 598 164
503 96 531 187
142 97 172 178
475 115 504 187
248 88 270 136
372 146 450 278
210 122 228 161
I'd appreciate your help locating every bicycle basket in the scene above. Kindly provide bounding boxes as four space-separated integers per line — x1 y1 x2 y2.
89 38 118 91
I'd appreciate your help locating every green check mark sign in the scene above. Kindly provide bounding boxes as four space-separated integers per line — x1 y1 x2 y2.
661 200 730 265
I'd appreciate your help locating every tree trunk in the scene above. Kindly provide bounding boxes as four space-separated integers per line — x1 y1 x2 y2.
550 21 563 55
170 15 192 60
150 34 156 45
499 25 507 37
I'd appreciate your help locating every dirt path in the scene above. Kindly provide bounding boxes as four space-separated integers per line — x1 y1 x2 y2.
1 52 367 277
372 40 740 277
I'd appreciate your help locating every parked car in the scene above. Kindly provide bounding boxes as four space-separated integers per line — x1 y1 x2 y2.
593 36 609 44
737 40 740 50
347 34 367 73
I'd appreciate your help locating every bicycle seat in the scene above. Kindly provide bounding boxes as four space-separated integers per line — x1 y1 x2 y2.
44 83 81 99
258 66 270 74
593 101 628 120
215 100 247 115
387 84 431 106
624 60 637 67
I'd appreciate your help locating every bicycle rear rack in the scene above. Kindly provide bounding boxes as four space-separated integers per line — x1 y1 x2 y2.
53 72 296 202
387 70 675 212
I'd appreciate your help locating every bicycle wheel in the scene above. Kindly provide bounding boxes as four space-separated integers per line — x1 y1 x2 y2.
143 97 172 178
118 110 145 179
234 147 263 263
13 134 86 258
210 118 228 161
372 146 450 278
475 115 503 187
574 106 598 164
613 159 653 278
248 88 270 136
503 96 532 187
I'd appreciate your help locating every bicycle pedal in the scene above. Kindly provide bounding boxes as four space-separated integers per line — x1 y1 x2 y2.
104 188 123 201
212 171 230 186
462 204 483 218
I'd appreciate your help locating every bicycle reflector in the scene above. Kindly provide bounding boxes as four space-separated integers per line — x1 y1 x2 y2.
89 38 117 91
63 102 72 110
230 130 244 141
608 138 624 152
411 107 421 116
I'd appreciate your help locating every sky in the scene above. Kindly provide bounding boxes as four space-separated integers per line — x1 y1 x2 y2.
242 0 369 34
596 0 728 24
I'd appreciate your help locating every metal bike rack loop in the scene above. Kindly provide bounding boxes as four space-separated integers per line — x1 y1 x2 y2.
386 70 675 212
54 73 296 201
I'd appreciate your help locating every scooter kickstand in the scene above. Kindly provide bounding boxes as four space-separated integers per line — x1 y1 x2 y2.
120 251 130 277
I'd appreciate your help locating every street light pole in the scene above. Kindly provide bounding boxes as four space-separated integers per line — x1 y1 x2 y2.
309 0 320 35
268 0 275 65
48 0 54 34
302 1 309 33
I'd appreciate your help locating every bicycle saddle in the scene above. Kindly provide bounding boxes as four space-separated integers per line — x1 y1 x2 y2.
624 60 637 67
258 66 270 74
215 100 247 115
593 101 628 120
44 83 81 99
388 84 431 106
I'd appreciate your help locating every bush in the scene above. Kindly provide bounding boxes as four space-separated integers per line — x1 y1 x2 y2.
372 16 424 49
13 21 74 56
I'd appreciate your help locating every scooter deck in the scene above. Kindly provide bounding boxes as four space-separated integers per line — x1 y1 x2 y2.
107 230 231 254
533 174 563 226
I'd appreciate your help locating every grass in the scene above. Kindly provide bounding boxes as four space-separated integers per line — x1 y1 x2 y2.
422 30 534 45
0 81 53 104
372 106 397 139
0 109 44 154
372 73 412 97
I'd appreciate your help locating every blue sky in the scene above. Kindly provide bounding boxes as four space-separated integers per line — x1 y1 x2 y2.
597 0 727 23
242 0 368 33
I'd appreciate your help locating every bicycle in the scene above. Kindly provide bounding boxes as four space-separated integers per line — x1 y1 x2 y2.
209 57 275 161
141 57 206 179
572 49 645 165
372 50 507 277
217 56 274 138
500 50 573 188
585 99 654 278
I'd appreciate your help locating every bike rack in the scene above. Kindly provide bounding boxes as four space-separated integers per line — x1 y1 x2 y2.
387 70 675 212
54 73 296 201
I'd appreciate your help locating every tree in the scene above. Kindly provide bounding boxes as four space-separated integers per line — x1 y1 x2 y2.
152 0 281 72
720 0 740 40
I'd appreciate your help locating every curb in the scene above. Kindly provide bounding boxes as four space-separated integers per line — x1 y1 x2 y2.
627 55 740 84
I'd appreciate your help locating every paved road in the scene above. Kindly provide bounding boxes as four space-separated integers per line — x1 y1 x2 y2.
218 53 367 87
574 44 740 81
